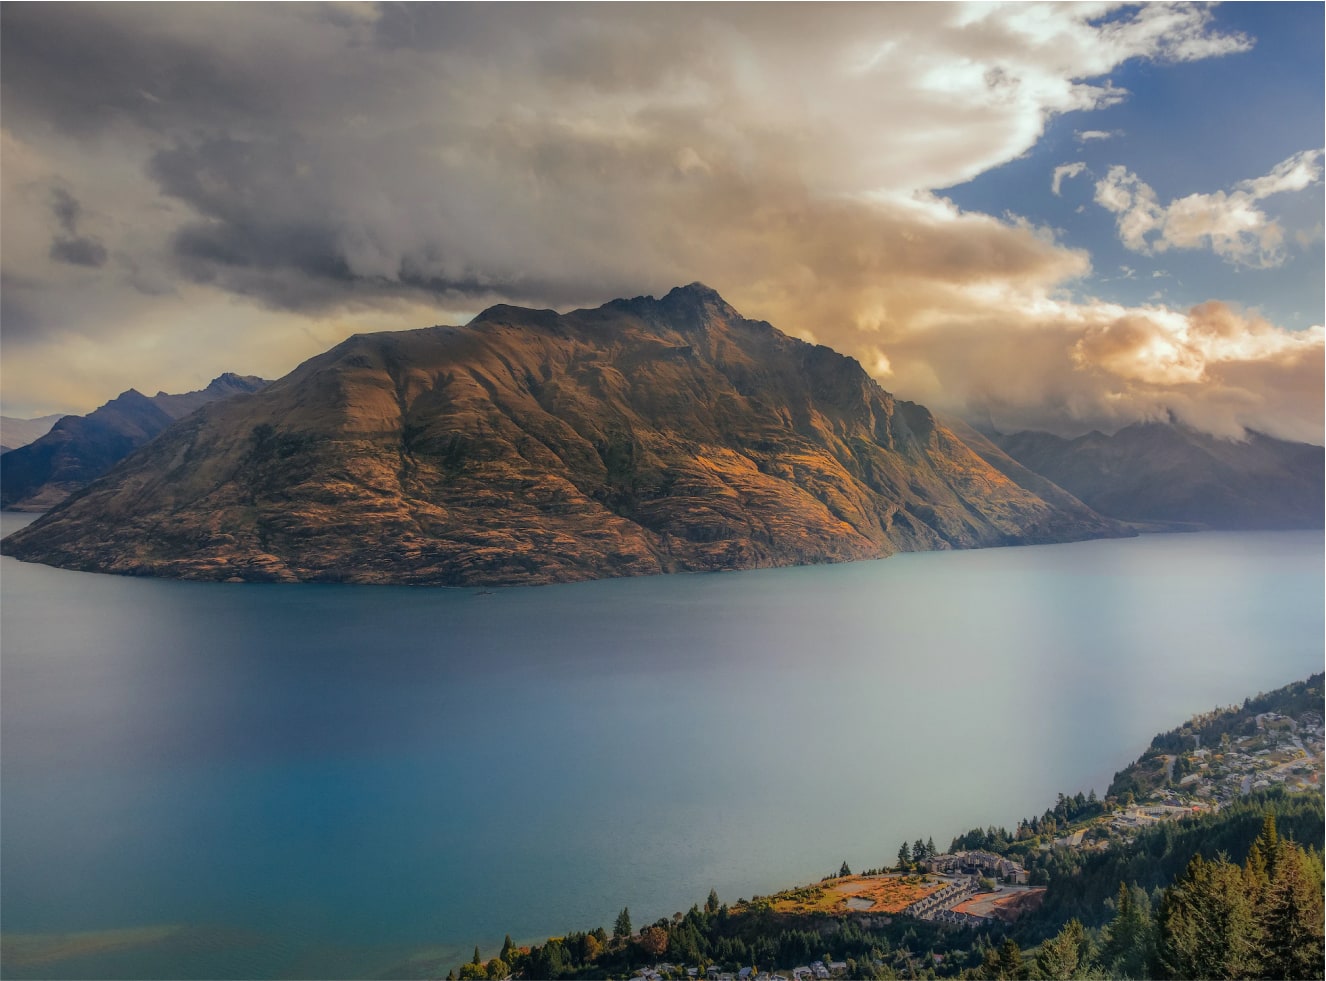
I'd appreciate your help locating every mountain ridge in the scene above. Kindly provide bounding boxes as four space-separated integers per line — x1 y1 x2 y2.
0 373 268 510
992 421 1324 530
1 284 1125 585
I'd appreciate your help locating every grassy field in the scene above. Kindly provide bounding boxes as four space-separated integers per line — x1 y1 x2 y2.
746 875 944 917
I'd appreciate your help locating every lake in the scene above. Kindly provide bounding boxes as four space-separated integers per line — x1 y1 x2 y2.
1 516 1321 979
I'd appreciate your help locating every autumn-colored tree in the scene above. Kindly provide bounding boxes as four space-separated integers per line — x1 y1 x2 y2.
583 932 603 961
638 925 669 958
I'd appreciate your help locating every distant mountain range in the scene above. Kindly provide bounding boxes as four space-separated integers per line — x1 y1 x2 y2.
0 374 267 510
0 413 65 453
1 284 1122 584
3 285 1320 584
991 422 1323 530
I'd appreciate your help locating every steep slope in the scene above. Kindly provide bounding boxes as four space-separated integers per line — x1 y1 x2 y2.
3 285 1124 585
0 414 65 450
993 422 1324 529
1 374 268 510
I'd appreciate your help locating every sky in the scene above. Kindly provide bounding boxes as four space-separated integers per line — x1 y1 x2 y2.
2 2 1322 442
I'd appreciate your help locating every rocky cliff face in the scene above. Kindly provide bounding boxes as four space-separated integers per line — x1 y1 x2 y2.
3 285 1123 585
1 373 267 510
993 422 1324 530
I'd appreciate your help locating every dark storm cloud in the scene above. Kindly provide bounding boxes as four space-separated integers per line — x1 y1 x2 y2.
50 187 81 235
46 187 107 267
0 3 281 138
49 237 109 268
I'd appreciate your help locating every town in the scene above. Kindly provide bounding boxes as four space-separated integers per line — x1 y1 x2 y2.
613 690 1325 981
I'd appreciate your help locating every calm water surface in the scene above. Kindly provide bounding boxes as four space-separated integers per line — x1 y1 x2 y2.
1 514 1321 978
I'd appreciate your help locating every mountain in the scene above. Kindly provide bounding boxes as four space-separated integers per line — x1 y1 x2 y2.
992 421 1324 530
1 374 268 511
1 285 1124 585
0 413 65 450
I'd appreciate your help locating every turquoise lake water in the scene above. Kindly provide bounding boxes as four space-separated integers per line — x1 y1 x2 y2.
1 515 1321 978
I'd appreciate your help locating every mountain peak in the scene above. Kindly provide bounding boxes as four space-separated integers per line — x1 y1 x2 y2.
1 295 1124 582
664 281 722 301
657 281 738 318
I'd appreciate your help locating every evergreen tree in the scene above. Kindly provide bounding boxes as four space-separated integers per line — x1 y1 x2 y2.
500 935 515 964
996 938 1025 980
1257 842 1325 980
1257 812 1279 874
926 837 937 859
840 860 852 877
614 906 633 940
1099 882 1154 979
472 946 482 965
1158 854 1258 979
707 888 720 915
897 842 911 870
1033 919 1093 980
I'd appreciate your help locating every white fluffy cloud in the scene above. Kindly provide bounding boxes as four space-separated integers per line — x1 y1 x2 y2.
1094 150 1324 267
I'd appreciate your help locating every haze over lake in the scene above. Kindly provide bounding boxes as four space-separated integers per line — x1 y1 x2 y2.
2 515 1321 979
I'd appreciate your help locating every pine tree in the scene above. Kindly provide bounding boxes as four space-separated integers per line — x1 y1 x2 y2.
1100 882 1154 979
707 888 720 915
897 841 911 870
1258 842 1325 980
500 935 515 964
1033 919 1095 980
472 946 482 966
614 906 633 940
1158 854 1258 979
996 938 1024 980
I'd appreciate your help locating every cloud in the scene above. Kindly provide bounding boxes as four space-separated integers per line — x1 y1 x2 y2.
1094 150 1325 267
45 186 108 267
49 237 108 268
1052 162 1087 196
1075 129 1117 142
1 1 1312 445
881 296 1324 443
